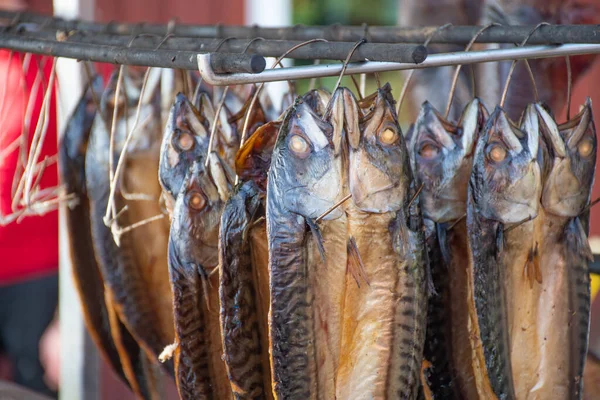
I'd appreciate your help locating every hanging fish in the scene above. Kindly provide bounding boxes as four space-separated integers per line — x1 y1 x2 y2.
507 100 596 400
406 98 487 399
59 75 134 388
266 92 346 399
219 120 279 400
114 68 175 370
336 84 428 400
166 159 232 400
160 90 235 399
467 105 542 400
86 70 167 399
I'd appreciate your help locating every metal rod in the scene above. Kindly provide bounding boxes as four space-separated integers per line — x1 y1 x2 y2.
0 31 259 71
197 43 600 85
4 28 427 64
2 10 600 44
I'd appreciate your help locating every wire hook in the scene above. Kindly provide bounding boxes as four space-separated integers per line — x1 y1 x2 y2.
397 23 453 115
445 23 499 118
500 22 549 108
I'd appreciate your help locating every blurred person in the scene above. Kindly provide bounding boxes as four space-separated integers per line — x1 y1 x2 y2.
0 0 60 397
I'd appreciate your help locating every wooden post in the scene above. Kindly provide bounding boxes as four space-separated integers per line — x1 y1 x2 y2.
53 0 99 399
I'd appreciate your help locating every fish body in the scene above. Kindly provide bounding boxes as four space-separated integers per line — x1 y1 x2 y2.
406 98 486 399
266 96 344 399
85 71 166 398
219 181 273 400
468 105 542 400
58 76 131 387
220 117 282 400
167 160 232 400
336 84 427 400
508 101 597 400
86 69 171 368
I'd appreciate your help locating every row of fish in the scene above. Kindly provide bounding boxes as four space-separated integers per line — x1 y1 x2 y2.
58 63 596 400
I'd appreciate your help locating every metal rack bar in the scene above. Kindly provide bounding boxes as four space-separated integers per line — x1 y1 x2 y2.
3 28 428 64
197 43 600 85
0 31 214 70
2 10 600 44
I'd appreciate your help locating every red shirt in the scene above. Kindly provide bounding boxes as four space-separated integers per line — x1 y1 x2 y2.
0 51 59 285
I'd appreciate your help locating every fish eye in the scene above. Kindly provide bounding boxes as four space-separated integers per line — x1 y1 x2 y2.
188 191 207 211
288 135 311 157
177 132 195 151
419 143 440 160
578 138 594 157
487 144 507 163
379 128 398 145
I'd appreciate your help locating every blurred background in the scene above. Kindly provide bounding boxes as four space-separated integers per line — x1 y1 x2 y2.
2 0 600 399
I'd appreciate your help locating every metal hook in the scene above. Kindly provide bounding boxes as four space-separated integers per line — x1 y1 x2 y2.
397 23 453 115
566 55 572 121
445 23 500 118
500 22 549 108
326 37 366 112
238 38 328 151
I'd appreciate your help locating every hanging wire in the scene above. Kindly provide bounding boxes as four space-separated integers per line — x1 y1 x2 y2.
445 23 499 118
239 38 328 149
203 36 240 167
500 22 549 108
325 38 366 113
397 23 453 115
566 55 572 121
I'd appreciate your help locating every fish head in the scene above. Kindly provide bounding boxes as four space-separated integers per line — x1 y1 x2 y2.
170 161 223 267
410 99 486 222
349 83 410 213
159 93 209 207
268 98 343 220
539 99 596 216
470 105 541 224
236 119 281 191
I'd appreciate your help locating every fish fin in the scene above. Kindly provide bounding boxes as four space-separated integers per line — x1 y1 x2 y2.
495 223 505 259
306 217 326 262
436 222 451 268
420 359 434 400
565 217 594 262
347 236 370 288
235 120 280 190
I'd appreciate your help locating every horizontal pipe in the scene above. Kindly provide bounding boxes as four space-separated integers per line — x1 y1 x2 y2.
2 10 600 44
197 43 600 85
0 32 261 71
4 28 427 64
